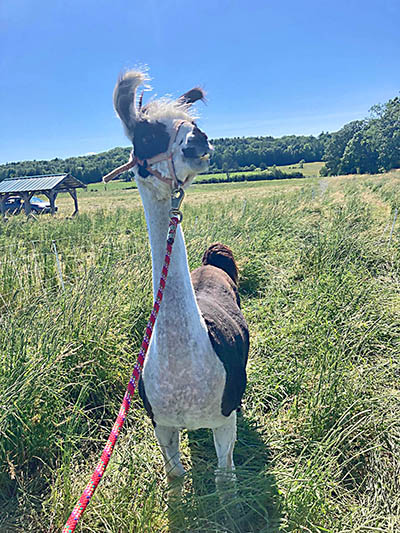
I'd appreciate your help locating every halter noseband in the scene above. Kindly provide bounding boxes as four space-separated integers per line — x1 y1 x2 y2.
103 120 186 189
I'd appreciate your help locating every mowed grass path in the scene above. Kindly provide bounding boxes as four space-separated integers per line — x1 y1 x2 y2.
0 171 399 531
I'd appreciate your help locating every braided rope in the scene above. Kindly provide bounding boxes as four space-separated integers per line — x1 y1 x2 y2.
62 216 179 533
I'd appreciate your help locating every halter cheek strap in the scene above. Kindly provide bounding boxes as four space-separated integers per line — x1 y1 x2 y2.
103 120 186 189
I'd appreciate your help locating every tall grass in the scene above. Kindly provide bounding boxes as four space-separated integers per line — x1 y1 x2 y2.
0 172 399 531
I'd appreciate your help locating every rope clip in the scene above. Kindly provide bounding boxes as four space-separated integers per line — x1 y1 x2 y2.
169 187 185 223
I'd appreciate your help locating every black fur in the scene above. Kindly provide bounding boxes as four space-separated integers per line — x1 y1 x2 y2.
137 161 151 178
179 87 206 105
133 120 170 161
138 376 155 426
182 125 210 159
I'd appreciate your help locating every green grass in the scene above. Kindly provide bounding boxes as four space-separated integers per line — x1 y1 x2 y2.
197 162 324 183
79 161 324 194
86 180 137 192
0 171 399 531
272 161 324 178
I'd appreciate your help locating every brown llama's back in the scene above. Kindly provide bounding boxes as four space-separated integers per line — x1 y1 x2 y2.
191 243 249 417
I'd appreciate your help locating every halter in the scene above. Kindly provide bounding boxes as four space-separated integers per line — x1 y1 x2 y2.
103 120 186 189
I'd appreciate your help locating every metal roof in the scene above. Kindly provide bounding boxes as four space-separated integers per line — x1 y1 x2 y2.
0 174 86 194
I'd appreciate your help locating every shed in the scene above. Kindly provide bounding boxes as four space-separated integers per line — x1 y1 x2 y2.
0 174 86 217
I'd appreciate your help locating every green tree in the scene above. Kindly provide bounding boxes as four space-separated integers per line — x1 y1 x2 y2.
339 130 378 174
322 120 365 176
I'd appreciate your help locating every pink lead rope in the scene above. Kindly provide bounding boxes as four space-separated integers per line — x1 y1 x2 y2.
62 214 180 533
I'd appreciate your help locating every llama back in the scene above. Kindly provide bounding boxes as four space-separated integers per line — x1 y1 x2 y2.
193 242 248 417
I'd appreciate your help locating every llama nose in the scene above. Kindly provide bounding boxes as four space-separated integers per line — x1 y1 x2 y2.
182 144 205 159
183 138 212 159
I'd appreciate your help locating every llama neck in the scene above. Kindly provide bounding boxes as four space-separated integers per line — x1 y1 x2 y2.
137 183 205 347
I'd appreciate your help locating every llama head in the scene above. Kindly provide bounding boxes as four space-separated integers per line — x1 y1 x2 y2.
113 70 212 198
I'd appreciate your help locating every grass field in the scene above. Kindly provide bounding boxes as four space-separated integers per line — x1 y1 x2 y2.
195 162 325 183
1 170 400 532
80 162 325 197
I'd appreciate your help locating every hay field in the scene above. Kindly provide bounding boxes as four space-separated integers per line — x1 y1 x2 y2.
1 171 399 532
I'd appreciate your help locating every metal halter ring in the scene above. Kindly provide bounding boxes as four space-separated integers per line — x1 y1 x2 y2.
169 209 183 223
169 187 185 223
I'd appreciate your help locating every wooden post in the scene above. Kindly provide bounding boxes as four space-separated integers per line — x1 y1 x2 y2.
69 188 79 216
21 192 34 216
50 191 57 215
43 190 58 215
52 192 58 215
0 194 9 218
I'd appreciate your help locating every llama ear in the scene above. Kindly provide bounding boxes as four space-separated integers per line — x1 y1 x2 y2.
178 87 206 106
113 70 149 139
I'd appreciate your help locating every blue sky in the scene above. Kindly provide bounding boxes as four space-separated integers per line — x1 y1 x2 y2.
1 0 399 164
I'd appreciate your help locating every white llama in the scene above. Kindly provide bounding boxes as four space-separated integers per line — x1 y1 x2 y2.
111 70 249 488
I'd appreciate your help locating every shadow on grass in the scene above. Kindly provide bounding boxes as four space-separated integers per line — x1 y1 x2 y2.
167 414 282 533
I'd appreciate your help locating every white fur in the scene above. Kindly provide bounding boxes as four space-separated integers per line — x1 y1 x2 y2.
140 97 198 124
138 183 227 430
137 181 236 479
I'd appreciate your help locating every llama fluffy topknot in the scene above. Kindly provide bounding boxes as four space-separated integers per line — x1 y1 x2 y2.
141 97 198 124
114 69 199 133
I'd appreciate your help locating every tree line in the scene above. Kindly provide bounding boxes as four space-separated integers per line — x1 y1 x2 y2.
0 147 132 185
209 134 326 171
321 96 400 176
0 93 398 183
0 136 325 185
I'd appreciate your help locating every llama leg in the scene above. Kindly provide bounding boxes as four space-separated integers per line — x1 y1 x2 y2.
213 412 243 532
154 425 185 484
212 412 237 487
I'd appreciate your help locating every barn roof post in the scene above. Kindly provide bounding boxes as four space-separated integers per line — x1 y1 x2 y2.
0 194 9 219
50 191 58 215
43 190 58 215
21 192 34 216
68 189 79 216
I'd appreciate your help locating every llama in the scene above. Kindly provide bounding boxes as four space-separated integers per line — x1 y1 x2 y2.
112 70 249 487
